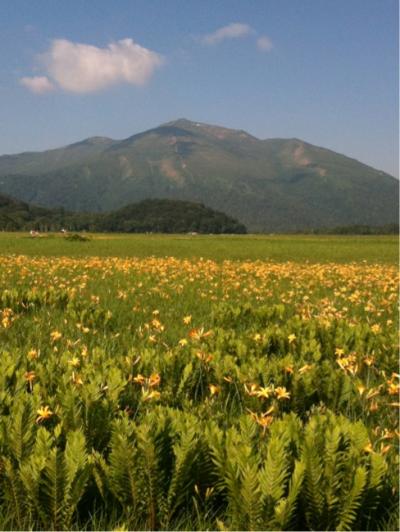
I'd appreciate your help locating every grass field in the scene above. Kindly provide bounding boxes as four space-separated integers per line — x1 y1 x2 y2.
0 232 398 262
0 233 398 530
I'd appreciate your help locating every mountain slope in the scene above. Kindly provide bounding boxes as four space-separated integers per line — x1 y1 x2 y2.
0 119 397 231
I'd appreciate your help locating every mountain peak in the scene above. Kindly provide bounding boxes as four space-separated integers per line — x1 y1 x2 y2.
70 136 114 147
160 118 207 131
163 118 193 126
160 118 258 140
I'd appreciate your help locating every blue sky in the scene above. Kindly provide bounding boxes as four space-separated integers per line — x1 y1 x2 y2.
0 0 398 176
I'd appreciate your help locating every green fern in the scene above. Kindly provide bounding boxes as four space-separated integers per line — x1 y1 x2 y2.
62 429 90 529
166 424 199 520
1 458 26 530
14 427 91 530
361 453 388 529
207 426 244 527
259 435 290 505
105 419 139 510
39 447 67 530
240 463 262 530
18 426 53 526
336 465 367 530
323 424 348 527
136 421 171 530
258 446 288 528
5 400 36 464
273 459 305 530
302 431 327 528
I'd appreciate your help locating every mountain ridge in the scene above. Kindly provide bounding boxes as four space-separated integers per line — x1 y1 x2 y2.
0 119 397 231
0 119 395 176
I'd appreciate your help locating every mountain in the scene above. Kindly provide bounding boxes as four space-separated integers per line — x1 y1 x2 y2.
0 119 397 231
0 194 246 234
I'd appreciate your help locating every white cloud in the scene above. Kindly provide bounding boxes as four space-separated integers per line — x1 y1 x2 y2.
20 75 54 94
257 36 273 52
201 23 253 45
21 38 163 94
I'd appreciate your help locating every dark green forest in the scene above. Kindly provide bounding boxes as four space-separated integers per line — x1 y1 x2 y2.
303 224 399 235
1 193 397 235
0 195 247 234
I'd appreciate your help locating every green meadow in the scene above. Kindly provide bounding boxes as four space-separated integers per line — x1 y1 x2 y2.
0 232 398 263
0 233 398 530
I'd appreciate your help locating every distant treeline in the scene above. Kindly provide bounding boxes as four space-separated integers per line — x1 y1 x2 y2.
303 224 399 235
1 193 397 235
0 196 247 234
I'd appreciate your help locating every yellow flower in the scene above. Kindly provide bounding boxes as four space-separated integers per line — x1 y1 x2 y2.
387 382 400 396
363 442 374 453
244 383 259 396
50 330 62 342
288 334 296 344
71 372 83 386
24 371 36 383
178 338 188 347
255 386 274 399
209 384 220 396
151 318 162 329
195 351 213 363
183 315 192 325
36 406 53 423
275 386 290 400
133 374 146 385
380 429 395 440
335 347 345 356
189 327 213 341
366 387 381 400
248 411 274 432
142 389 161 401
347 364 359 376
68 356 80 367
205 487 214 499
27 349 39 360
357 384 366 396
380 443 391 455
364 355 375 367
149 373 161 387
298 364 313 374
257 415 274 429
369 401 379 412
